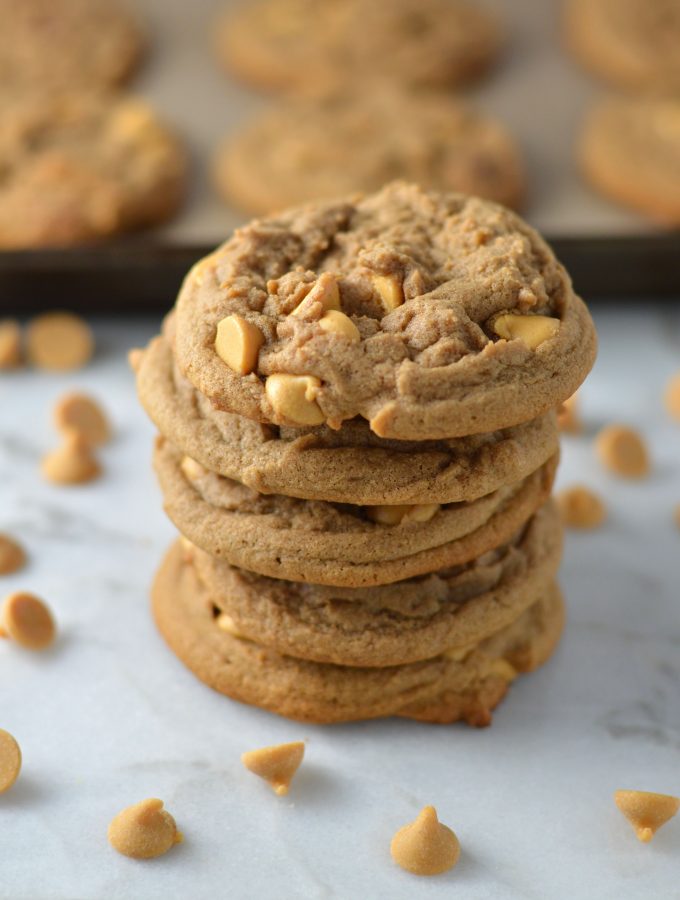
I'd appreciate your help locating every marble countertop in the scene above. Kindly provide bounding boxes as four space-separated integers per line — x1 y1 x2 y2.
1 308 679 900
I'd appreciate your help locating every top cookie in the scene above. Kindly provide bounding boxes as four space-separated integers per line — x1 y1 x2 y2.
174 182 596 441
0 0 144 90
217 0 500 93
215 88 525 216
565 0 680 92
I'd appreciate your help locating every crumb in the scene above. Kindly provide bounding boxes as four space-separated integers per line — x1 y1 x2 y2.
558 393 581 434
596 424 649 478
0 533 26 575
0 729 22 793
556 485 606 529
26 312 93 371
241 741 305 795
54 392 111 446
108 799 183 859
390 806 460 876
41 431 101 485
0 591 55 650
614 790 680 843
0 319 22 369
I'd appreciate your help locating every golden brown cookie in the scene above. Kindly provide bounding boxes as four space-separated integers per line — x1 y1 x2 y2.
173 183 596 440
580 96 680 225
216 0 501 94
0 90 186 248
0 0 144 90
215 89 525 216
136 334 559 506
565 0 680 92
154 437 557 587
151 540 565 725
192 501 562 667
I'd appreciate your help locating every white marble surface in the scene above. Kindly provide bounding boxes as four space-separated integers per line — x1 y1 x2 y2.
1 308 680 900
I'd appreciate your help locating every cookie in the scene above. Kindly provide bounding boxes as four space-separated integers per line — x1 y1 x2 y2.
0 0 144 90
215 89 525 216
565 0 680 92
0 91 186 248
174 182 596 440
136 334 559 505
580 97 680 226
216 0 500 94
154 438 557 587
151 541 565 725
192 500 562 667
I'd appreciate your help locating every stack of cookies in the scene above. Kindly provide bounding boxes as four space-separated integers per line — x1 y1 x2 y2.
134 182 596 726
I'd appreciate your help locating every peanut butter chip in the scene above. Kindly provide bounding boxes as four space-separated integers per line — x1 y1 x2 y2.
54 392 111 446
556 485 606 529
558 394 581 434
318 310 360 342
215 612 245 638
180 455 205 482
128 348 144 372
0 319 22 369
664 373 680 420
108 798 183 859
26 313 94 371
215 314 264 375
492 313 560 349
596 425 649 478
241 741 305 796
390 806 460 877
0 591 55 650
265 374 325 425
614 790 680 843
0 729 21 793
372 274 404 313
41 431 101 485
365 503 440 525
291 273 341 319
0 533 26 575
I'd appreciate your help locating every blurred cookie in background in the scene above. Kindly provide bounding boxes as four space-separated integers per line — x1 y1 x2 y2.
565 0 680 92
0 91 187 248
214 89 525 215
579 96 680 226
0 0 144 90
216 0 501 94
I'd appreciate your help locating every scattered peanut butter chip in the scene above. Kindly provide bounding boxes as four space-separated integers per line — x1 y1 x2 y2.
41 431 101 485
291 273 341 318
241 741 305 796
493 313 560 349
614 790 680 843
318 310 360 342
596 425 649 478
372 274 404 313
558 393 581 434
54 392 111 447
0 591 55 650
0 533 26 575
390 806 461 876
108 798 183 859
0 729 22 793
265 374 325 426
664 373 680 420
556 485 606 529
215 314 264 375
365 503 440 526
0 319 22 369
26 313 94 371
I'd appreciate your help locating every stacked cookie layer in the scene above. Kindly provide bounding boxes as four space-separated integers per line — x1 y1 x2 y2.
135 183 596 726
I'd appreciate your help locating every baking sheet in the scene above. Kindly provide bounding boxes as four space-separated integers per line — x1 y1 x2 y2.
132 0 662 243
